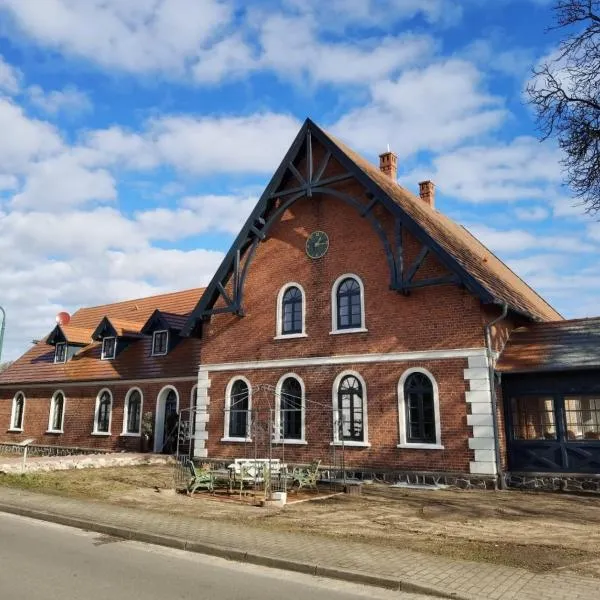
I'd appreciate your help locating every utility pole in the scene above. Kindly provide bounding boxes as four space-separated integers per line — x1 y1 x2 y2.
0 306 5 363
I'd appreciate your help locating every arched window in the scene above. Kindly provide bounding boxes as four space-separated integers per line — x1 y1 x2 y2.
331 274 365 333
94 389 112 434
49 391 65 432
10 392 25 431
337 374 365 442
282 286 303 335
226 379 250 439
124 389 142 434
276 282 306 337
279 376 303 441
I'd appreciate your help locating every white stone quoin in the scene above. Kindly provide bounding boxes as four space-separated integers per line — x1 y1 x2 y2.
464 354 496 475
193 367 211 458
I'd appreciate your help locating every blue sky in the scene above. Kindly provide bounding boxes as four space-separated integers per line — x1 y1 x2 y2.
0 0 597 361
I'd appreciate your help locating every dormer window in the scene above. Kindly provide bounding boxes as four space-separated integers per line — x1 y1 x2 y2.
54 342 67 364
152 330 169 356
101 336 117 360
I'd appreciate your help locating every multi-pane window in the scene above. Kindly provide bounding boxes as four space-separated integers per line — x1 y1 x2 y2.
11 393 25 430
282 287 303 335
337 375 364 441
229 380 249 438
336 277 362 330
404 373 436 444
564 396 600 440
510 396 556 440
126 390 142 434
152 330 169 356
50 392 65 432
96 391 112 433
280 377 302 440
54 342 67 363
101 337 116 360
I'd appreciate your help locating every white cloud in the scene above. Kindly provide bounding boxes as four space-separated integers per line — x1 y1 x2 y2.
514 206 549 222
27 84 92 115
402 136 562 203
0 54 21 94
333 59 507 157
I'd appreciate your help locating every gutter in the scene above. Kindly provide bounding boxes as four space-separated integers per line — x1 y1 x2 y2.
484 303 508 491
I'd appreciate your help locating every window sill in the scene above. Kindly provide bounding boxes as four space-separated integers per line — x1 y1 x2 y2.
151 352 168 357
45 430 64 434
330 441 371 448
100 357 115 361
91 431 111 436
329 328 368 335
273 333 308 340
7 428 23 433
273 439 307 445
120 432 141 437
221 437 252 443
397 443 445 450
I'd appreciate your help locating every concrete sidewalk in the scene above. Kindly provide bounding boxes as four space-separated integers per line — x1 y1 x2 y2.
0 486 596 600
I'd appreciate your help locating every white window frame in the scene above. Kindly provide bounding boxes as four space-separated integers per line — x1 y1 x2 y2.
101 336 117 360
9 391 26 432
331 370 370 447
93 388 113 435
152 330 169 356
275 282 307 339
330 273 367 335
47 390 66 433
121 387 143 436
397 367 444 449
54 342 67 364
222 376 252 442
274 373 307 444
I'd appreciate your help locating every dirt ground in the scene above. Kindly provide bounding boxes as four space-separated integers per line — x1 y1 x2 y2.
2 464 600 577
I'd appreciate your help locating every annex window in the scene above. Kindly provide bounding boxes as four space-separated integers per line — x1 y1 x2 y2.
282 287 303 335
10 392 25 431
404 372 436 444
331 274 365 333
226 378 250 440
510 396 556 440
152 330 169 356
101 336 117 360
124 389 142 435
564 396 600 440
278 376 303 441
54 342 67 364
336 374 365 442
94 389 112 434
48 391 65 432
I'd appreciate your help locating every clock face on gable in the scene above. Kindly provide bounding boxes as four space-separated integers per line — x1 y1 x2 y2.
306 230 329 259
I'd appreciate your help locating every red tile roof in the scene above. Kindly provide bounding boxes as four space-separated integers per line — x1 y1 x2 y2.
0 288 204 386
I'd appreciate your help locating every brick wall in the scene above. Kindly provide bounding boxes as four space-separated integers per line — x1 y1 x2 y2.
0 379 197 451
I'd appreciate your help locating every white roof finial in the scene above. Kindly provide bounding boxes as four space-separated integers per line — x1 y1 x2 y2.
387 143 390 152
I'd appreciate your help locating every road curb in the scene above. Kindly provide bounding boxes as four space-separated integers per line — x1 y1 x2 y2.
0 502 469 600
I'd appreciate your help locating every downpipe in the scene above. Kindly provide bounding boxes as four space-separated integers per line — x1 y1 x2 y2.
484 303 508 491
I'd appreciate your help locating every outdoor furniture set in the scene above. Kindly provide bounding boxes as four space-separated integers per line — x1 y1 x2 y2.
186 458 321 496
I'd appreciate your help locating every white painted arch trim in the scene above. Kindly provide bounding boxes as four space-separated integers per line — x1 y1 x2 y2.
47 389 66 433
274 372 306 443
397 367 443 449
331 273 366 334
200 348 487 372
122 386 144 436
9 390 26 432
332 369 369 445
275 282 307 338
93 388 113 435
154 385 180 452
222 376 252 442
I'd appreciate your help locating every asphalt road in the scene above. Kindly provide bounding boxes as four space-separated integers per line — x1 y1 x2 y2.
0 512 435 600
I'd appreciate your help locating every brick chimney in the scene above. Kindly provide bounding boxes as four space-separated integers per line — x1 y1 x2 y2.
379 149 398 181
419 180 435 208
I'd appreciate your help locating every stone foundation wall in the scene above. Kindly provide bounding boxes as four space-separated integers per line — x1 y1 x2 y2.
0 442 112 457
506 472 600 493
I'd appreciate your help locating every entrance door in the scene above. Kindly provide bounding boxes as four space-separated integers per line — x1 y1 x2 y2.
162 390 178 454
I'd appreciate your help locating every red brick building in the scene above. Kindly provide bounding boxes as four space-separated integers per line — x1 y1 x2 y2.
6 119 596 488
